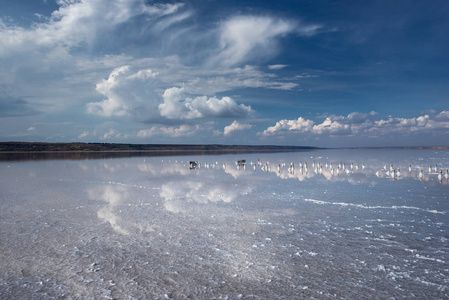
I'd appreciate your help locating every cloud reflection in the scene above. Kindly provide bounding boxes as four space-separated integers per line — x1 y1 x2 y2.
160 180 253 213
88 185 130 235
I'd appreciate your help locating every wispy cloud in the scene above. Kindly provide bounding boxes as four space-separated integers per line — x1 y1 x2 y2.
137 124 208 138
210 16 296 67
268 64 288 70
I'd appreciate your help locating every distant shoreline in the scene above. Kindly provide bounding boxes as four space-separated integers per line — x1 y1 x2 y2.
0 142 319 153
0 142 448 153
1 142 448 162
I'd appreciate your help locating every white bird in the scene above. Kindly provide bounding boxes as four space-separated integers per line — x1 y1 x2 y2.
428 165 432 173
409 165 412 173
445 169 449 179
438 170 442 182
223 163 226 170
434 164 438 173
397 168 401 178
419 168 424 181
391 168 395 180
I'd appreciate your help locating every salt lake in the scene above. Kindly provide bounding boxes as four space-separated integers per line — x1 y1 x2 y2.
1 149 448 299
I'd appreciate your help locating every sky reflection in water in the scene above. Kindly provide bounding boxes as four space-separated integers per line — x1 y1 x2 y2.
0 149 448 299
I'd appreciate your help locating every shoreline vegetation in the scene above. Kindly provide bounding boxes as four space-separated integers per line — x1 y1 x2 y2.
0 142 319 161
0 142 447 161
0 142 318 153
0 142 448 153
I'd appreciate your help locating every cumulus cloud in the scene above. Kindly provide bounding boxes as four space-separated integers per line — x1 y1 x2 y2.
87 66 257 125
261 117 314 136
159 87 254 119
86 65 161 120
259 110 449 140
0 1 188 108
223 120 253 136
0 0 324 143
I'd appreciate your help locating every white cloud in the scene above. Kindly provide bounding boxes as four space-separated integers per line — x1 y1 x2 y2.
312 117 351 135
88 66 256 123
223 120 253 136
160 180 253 213
0 1 186 110
0 0 184 53
261 117 314 136
1 1 306 131
137 124 205 138
159 87 254 119
268 64 288 70
78 130 89 139
259 110 449 140
212 16 296 67
86 65 161 120
179 65 299 94
435 110 449 120
99 128 122 140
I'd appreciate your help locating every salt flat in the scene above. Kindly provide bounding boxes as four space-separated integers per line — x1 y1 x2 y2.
1 149 448 299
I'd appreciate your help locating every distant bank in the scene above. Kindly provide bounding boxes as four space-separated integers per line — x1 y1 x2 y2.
0 142 319 153
1 142 448 153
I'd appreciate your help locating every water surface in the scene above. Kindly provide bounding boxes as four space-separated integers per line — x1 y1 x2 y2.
1 149 448 299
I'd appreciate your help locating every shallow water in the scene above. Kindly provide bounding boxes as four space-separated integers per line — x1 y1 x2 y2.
1 149 448 299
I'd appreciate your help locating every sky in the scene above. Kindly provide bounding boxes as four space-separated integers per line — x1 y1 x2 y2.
0 0 448 147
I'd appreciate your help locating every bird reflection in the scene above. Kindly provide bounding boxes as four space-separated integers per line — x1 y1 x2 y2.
182 158 448 185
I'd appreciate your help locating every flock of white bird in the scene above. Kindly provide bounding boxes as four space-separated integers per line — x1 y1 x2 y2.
375 163 449 183
189 159 449 183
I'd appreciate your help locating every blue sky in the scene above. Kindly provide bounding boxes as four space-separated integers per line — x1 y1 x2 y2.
0 0 448 147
